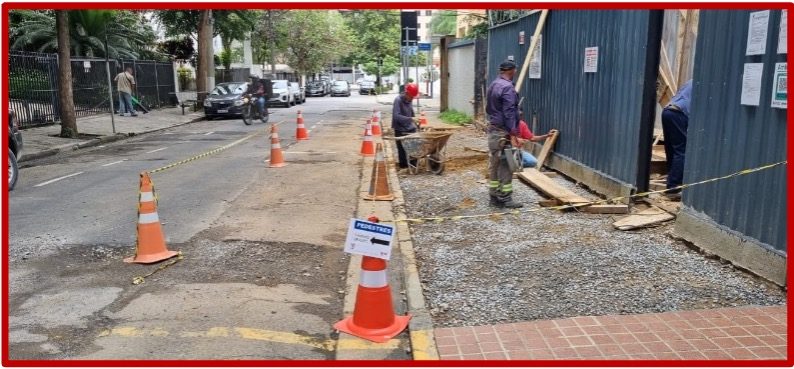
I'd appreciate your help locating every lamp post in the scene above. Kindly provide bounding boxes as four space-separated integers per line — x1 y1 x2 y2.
104 23 116 134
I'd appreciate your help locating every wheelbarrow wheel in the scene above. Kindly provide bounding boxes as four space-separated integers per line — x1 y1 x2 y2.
428 153 444 175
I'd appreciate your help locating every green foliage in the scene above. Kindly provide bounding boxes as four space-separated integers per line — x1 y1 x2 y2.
341 11 400 67
251 10 289 69
430 10 456 36
177 67 194 89
439 109 473 126
11 10 158 59
9 68 51 100
361 55 399 79
463 21 489 40
158 36 195 60
278 11 353 76
220 49 233 70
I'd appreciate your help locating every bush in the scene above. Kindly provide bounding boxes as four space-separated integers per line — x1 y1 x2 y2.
177 67 193 90
439 109 473 126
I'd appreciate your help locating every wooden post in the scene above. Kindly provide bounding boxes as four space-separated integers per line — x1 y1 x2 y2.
675 10 698 89
439 35 454 112
515 10 549 92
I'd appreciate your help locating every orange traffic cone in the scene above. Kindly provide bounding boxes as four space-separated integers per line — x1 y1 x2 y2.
371 109 380 124
360 121 375 156
269 124 286 168
418 111 428 127
125 172 179 264
370 117 382 137
363 143 394 201
334 216 410 343
296 110 309 140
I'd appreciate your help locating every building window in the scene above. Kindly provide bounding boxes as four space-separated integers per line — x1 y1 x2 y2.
416 10 421 16
417 23 421 29
426 23 431 30
425 10 432 16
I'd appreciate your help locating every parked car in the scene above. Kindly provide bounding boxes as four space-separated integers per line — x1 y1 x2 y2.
306 81 325 97
320 77 332 95
270 80 294 107
289 82 306 104
359 81 376 95
203 82 249 119
8 109 23 191
331 80 351 97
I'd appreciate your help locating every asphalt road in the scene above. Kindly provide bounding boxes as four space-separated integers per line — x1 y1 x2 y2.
8 91 410 360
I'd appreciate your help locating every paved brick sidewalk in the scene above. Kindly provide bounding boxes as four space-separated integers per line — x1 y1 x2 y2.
434 305 787 361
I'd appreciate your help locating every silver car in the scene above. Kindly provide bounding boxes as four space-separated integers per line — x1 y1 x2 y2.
331 80 350 97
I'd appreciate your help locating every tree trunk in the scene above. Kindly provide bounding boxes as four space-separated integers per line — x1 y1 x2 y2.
196 10 211 102
268 11 276 76
56 11 78 138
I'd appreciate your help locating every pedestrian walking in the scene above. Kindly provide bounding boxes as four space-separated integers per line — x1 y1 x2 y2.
114 66 137 117
392 82 420 173
661 79 692 201
485 60 522 208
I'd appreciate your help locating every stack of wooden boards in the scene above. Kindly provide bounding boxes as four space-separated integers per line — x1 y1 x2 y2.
515 130 680 230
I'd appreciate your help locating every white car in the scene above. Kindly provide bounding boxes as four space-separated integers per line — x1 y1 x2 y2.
270 80 294 107
289 82 306 104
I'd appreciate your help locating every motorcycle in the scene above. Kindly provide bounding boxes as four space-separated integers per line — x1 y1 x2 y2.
241 94 269 125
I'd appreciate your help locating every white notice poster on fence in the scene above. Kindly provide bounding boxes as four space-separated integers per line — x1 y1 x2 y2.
778 10 787 54
584 47 598 73
771 63 787 109
746 10 770 55
529 35 542 79
741 63 764 106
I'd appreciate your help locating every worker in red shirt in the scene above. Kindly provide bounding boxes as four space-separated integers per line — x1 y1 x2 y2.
514 111 556 168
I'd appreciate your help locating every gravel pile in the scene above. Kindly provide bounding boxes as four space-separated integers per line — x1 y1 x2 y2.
396 129 786 328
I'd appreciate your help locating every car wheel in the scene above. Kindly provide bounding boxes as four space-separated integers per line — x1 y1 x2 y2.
8 148 18 191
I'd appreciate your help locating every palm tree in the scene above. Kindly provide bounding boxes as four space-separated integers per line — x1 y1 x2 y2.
12 10 152 59
56 11 77 138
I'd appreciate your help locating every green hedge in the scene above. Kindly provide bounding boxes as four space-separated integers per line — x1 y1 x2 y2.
439 109 473 126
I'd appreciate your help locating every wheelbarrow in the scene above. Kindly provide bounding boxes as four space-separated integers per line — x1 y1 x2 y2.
390 131 453 175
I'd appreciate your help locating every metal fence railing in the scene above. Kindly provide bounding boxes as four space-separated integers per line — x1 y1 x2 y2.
9 52 61 126
9 51 177 128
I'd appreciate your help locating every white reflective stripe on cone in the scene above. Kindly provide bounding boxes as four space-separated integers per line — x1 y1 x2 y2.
140 191 155 202
272 143 281 149
359 270 388 288
139 212 160 224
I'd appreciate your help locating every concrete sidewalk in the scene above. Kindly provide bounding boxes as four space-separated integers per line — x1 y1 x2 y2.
434 305 788 361
19 108 204 162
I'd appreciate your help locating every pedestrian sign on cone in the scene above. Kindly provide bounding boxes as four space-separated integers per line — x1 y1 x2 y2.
360 121 375 156
125 172 179 264
296 110 309 140
269 124 286 168
363 143 394 201
334 216 410 343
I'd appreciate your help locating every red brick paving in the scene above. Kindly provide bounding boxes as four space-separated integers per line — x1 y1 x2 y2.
433 305 787 361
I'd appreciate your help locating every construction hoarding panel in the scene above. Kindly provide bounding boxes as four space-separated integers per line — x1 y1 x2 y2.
684 10 787 253
488 10 660 190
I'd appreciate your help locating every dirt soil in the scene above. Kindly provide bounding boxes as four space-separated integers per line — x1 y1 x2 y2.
393 125 786 328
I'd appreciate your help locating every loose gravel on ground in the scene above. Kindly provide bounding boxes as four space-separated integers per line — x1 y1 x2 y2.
394 125 786 328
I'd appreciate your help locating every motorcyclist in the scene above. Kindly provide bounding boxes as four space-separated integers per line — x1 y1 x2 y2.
246 75 267 116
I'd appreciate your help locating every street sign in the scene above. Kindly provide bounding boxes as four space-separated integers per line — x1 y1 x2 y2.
402 46 419 56
418 43 431 51
343 219 394 260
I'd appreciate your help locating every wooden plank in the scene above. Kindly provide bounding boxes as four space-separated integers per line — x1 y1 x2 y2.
651 199 682 215
675 10 698 89
649 181 667 191
463 146 488 154
515 10 549 91
542 171 559 178
612 206 675 230
517 168 590 205
535 130 559 170
583 204 630 214
538 199 561 207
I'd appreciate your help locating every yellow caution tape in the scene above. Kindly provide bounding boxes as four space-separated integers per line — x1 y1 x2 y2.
389 160 787 224
132 252 184 285
149 122 283 175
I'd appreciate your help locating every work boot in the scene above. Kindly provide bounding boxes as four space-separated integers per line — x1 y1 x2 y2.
502 200 523 209
489 197 504 207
